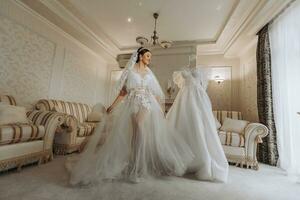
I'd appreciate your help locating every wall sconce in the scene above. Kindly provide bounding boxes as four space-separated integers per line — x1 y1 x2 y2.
214 75 224 84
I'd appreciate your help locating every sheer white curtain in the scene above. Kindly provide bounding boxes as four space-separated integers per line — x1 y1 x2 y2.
270 1 300 182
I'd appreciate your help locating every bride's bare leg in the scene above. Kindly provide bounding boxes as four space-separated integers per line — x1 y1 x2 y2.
128 108 148 178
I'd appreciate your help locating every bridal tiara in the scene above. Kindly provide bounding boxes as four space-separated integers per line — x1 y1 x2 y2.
137 47 150 53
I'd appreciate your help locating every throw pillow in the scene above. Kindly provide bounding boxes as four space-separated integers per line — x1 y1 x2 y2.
0 104 30 125
220 117 249 133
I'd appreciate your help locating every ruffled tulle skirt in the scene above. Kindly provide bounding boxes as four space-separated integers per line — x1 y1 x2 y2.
66 94 194 186
166 84 229 182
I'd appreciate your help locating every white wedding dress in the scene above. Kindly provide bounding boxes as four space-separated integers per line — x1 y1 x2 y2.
66 54 194 186
166 67 228 182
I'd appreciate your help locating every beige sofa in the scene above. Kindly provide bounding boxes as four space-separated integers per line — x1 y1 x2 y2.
0 95 63 172
213 110 269 170
35 99 97 155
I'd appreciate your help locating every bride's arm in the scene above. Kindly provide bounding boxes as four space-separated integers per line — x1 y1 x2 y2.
107 86 127 113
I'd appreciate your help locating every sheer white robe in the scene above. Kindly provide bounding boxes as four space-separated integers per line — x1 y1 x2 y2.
66 67 194 186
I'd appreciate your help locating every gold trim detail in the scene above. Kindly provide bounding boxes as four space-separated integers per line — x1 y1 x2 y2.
226 154 259 170
53 143 82 155
0 150 51 172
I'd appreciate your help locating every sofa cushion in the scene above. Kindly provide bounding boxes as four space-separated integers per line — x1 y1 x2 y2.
220 117 249 133
86 112 105 122
0 95 17 106
0 104 30 125
218 130 245 147
214 116 221 129
92 103 107 113
213 110 243 124
0 124 45 145
35 99 92 123
77 122 97 137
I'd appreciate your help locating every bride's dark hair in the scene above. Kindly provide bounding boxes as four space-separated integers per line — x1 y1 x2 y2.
136 47 151 63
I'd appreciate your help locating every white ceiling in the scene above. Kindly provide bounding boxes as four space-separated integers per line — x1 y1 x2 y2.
18 0 294 61
68 0 238 48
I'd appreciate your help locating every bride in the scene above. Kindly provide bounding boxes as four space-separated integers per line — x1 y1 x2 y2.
166 65 228 182
66 47 194 185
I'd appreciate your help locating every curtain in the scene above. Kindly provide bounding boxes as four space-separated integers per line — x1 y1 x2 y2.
269 0 300 181
256 24 279 166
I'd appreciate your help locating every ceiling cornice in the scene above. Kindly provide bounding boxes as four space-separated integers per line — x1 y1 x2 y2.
55 0 121 54
17 0 118 63
197 0 265 55
16 0 295 60
118 0 240 52
246 0 295 36
224 0 294 58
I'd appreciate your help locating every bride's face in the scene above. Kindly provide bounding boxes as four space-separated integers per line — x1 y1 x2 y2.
140 52 152 65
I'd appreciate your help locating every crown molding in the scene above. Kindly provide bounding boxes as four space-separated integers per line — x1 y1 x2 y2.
119 0 240 52
117 46 196 68
246 0 294 36
17 0 118 63
21 0 254 56
55 0 121 54
197 0 264 55
39 0 119 59
198 0 294 57
224 0 294 58
12 0 102 60
15 0 293 60
220 0 268 53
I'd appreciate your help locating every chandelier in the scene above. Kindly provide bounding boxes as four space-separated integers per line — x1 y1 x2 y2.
136 13 172 49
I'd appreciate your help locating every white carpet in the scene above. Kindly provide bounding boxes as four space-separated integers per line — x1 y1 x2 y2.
0 156 299 200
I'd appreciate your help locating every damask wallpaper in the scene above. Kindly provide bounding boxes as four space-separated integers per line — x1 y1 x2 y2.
0 16 55 108
241 57 259 122
0 12 108 109
61 50 99 106
240 44 259 122
206 67 232 111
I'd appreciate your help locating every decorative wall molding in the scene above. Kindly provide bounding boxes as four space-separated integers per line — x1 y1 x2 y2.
246 0 295 36
197 0 265 55
12 0 109 63
239 44 259 122
61 49 97 105
116 46 196 68
0 15 55 107
240 57 259 122
39 0 119 58
0 0 109 107
17 0 117 64
206 67 232 111
14 0 293 59
224 0 294 58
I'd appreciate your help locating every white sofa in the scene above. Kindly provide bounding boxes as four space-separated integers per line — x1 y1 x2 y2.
35 99 98 155
0 95 64 172
213 110 269 170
